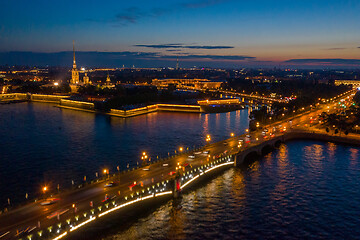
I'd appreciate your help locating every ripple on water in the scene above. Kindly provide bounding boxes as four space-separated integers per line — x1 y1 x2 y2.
103 141 360 240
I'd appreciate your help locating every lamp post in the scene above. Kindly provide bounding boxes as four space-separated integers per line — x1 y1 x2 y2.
141 152 148 166
42 186 48 199
103 169 109 180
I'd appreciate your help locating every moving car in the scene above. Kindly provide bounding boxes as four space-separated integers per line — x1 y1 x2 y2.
104 182 117 187
102 194 116 202
40 198 60 206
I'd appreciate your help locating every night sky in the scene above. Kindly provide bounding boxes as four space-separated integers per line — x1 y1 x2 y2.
1 0 359 68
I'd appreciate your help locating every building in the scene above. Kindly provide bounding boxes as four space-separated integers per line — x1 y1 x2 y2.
83 72 89 85
70 41 79 85
102 73 115 88
152 78 224 90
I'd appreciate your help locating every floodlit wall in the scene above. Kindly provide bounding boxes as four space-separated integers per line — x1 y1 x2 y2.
0 93 29 101
30 94 69 103
110 104 201 118
60 99 95 110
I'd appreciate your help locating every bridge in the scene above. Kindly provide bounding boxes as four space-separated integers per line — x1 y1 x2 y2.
0 90 356 240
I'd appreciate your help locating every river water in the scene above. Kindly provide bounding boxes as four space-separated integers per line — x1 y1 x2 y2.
0 102 249 206
104 140 360 240
1 103 359 239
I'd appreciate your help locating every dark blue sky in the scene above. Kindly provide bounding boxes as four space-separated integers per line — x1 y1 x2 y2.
1 0 359 68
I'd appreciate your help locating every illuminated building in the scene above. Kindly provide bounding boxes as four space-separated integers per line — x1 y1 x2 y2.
152 78 223 90
102 73 115 88
83 72 89 85
106 73 111 85
70 41 79 84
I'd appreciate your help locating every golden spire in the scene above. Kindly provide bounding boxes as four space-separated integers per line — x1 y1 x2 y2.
73 40 76 69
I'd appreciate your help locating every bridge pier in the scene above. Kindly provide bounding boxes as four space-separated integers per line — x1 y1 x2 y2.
234 136 285 167
172 174 181 198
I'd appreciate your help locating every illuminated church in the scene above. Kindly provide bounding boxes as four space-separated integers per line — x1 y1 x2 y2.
70 41 79 84
69 41 91 92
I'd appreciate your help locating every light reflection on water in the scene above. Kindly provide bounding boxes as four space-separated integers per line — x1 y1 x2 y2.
0 102 249 206
104 141 360 240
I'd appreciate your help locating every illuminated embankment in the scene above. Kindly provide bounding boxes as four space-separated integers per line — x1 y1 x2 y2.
0 93 70 103
110 104 201 117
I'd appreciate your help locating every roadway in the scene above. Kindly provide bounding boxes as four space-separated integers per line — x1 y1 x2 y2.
0 90 355 239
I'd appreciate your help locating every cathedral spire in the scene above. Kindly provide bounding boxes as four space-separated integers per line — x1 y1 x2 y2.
71 40 79 85
73 40 76 69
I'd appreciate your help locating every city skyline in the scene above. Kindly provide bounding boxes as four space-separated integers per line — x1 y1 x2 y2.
0 0 360 68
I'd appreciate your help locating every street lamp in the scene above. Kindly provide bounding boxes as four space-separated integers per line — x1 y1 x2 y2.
43 186 47 193
206 134 211 142
103 169 109 179
179 147 183 152
141 152 148 160
230 133 235 137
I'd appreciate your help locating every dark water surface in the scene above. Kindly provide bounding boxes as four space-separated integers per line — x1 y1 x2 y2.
2 103 360 239
104 141 360 240
0 102 249 206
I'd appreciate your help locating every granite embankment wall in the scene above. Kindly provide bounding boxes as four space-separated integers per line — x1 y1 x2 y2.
0 93 69 103
110 104 201 118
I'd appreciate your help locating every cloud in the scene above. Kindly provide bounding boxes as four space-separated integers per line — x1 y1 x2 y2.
325 48 346 51
134 44 234 50
285 58 360 65
182 0 228 8
94 1 226 26
135 44 183 49
0 51 256 68
186 45 234 49
115 7 143 24
164 54 254 60
110 7 169 26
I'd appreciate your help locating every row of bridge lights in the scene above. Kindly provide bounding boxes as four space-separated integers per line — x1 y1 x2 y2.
38 132 236 199
9 130 243 231
27 154 233 240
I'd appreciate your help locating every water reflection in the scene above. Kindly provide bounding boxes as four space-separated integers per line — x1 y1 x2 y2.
0 103 249 206
349 148 358 167
105 140 360 240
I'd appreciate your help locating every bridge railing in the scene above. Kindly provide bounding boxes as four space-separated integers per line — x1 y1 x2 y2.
19 154 235 240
